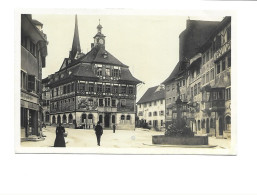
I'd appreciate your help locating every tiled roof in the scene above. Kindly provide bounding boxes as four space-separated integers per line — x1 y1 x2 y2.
71 63 98 79
137 86 165 104
120 67 141 84
199 16 231 53
162 62 180 84
47 63 99 87
81 47 127 67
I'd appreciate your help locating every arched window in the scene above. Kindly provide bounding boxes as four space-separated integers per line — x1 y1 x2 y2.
121 115 125 120
63 114 67 124
52 116 56 124
68 114 73 123
225 115 231 131
46 112 50 122
198 120 200 130
126 115 131 120
88 114 93 124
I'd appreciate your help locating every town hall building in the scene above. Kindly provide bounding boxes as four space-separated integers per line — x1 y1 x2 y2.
47 16 141 130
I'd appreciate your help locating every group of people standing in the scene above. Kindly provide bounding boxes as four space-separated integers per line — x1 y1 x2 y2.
54 122 116 147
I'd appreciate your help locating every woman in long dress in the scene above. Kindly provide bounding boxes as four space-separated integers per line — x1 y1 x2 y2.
54 123 66 147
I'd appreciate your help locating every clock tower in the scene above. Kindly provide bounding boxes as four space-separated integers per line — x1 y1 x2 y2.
93 20 106 48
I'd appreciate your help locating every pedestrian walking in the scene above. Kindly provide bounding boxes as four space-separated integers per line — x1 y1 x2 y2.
54 123 66 147
113 123 116 133
94 121 103 146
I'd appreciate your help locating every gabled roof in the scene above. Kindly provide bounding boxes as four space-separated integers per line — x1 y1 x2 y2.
81 46 128 67
137 86 165 104
120 67 141 84
162 62 180 85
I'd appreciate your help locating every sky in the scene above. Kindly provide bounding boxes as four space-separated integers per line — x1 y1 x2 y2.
33 11 223 101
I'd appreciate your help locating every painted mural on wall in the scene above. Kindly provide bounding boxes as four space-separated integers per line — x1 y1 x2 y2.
77 97 97 111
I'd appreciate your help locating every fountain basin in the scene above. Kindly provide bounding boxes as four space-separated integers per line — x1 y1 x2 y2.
152 135 208 145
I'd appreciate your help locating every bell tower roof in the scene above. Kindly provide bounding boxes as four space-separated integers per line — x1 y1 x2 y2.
69 15 81 59
93 19 106 48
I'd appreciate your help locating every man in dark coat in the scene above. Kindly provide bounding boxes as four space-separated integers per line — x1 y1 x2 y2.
95 121 103 146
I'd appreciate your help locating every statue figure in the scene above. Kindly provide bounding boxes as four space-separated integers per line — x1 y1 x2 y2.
177 82 181 99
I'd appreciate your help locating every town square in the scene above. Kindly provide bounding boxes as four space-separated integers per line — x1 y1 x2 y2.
20 13 232 153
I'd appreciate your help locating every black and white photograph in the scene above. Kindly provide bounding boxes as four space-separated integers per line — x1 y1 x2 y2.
2 1 257 195
17 10 235 154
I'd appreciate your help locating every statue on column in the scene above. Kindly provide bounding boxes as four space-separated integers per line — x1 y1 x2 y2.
177 82 181 100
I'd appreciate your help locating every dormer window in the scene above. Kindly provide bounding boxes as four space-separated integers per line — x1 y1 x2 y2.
97 67 102 76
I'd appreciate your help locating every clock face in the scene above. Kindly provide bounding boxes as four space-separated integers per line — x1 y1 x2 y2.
99 39 104 44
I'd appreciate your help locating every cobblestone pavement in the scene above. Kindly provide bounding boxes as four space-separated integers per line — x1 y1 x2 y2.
20 126 231 150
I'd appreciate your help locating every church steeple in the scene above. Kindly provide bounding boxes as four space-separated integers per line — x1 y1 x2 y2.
69 15 81 59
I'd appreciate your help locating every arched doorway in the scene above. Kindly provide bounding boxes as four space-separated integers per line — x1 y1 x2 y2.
68 114 73 123
88 114 93 124
206 118 210 133
63 114 67 124
81 113 87 123
219 117 224 135
104 113 110 128
46 112 50 123
52 116 56 124
112 115 115 124
121 115 125 124
225 115 231 131
210 118 214 128
57 115 61 124
202 119 206 130
99 115 103 123
126 115 131 124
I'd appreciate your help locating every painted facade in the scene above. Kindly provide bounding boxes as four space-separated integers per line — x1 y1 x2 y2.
47 16 141 130
163 17 231 138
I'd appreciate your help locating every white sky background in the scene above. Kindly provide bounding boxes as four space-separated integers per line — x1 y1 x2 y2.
33 12 223 101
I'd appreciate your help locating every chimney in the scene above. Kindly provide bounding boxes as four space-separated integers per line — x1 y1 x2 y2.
91 43 94 49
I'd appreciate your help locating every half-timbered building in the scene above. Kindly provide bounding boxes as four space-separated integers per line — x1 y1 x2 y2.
47 16 141 130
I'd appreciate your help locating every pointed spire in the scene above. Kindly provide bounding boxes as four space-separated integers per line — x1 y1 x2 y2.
70 15 81 59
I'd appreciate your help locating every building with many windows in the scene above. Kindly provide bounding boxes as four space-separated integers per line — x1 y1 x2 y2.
137 85 165 130
46 16 141 130
162 16 231 138
20 14 48 139
163 19 220 128
42 77 51 126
